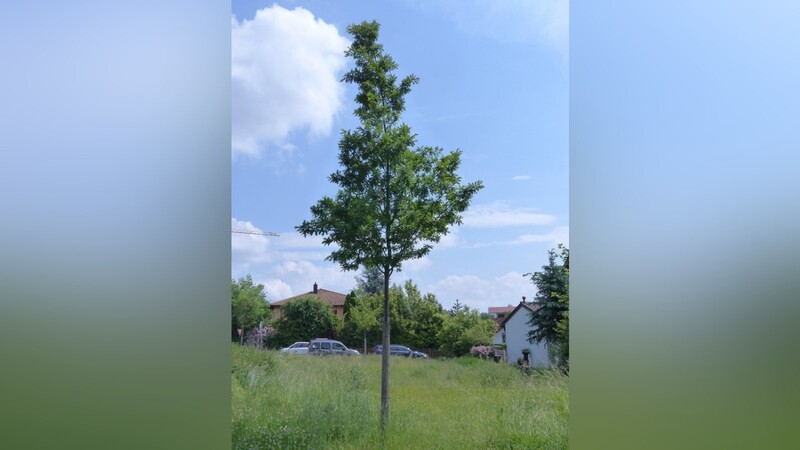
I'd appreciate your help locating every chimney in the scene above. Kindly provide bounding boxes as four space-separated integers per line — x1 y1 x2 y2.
313 282 318 294
522 296 526 303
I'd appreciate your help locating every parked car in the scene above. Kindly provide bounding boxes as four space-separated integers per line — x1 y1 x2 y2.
280 341 309 354
308 338 360 356
371 344 428 358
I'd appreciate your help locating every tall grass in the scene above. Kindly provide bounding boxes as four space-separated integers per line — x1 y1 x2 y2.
232 345 568 449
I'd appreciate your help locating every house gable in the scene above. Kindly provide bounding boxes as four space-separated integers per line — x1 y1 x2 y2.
502 301 551 368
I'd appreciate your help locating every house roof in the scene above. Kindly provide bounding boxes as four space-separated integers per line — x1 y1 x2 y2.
270 288 347 308
499 301 540 329
488 306 515 314
494 317 505 331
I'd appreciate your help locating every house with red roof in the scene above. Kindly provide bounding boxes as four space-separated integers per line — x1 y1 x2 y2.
488 305 515 318
270 282 347 321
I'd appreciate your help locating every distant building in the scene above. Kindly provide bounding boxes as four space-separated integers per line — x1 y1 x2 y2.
270 282 347 321
488 305 515 320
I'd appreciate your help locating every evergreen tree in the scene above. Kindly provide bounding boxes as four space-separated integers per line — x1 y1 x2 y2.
356 266 384 295
526 245 569 366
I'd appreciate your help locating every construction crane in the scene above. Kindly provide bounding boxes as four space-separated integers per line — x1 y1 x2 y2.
231 229 279 237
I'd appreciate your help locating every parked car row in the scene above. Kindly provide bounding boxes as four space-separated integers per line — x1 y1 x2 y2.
280 339 427 358
371 344 428 358
280 338 359 356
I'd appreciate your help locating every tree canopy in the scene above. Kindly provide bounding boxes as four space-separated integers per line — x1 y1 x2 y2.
296 21 483 427
231 275 270 344
437 305 497 357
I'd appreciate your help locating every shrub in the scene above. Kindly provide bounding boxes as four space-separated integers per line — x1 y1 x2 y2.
243 326 276 348
272 297 340 347
469 345 495 359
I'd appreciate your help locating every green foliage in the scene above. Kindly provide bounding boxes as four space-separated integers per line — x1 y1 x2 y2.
272 296 340 348
231 275 270 343
297 20 482 273
526 245 569 368
296 18 482 294
386 280 445 350
341 280 445 351
296 20 483 425
403 282 446 349
356 266 384 295
340 288 383 350
438 306 497 357
554 273 569 368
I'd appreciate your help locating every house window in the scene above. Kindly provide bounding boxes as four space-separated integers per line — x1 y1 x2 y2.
502 332 506 343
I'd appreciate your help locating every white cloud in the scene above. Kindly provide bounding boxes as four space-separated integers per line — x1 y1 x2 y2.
231 218 272 272
435 228 461 249
256 278 293 302
266 231 338 262
271 231 329 250
428 271 533 312
463 202 556 228
271 259 357 298
512 175 531 181
232 6 349 158
469 225 569 249
401 256 432 273
511 225 569 247
408 0 568 54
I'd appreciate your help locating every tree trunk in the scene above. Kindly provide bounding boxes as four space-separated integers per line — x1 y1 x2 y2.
380 268 391 429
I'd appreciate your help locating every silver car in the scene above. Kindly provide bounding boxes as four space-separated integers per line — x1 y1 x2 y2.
308 338 359 356
280 341 309 354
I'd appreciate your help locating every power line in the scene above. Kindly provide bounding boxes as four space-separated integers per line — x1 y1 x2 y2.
232 229 279 237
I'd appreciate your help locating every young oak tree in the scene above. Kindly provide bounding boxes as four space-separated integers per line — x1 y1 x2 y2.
297 21 482 427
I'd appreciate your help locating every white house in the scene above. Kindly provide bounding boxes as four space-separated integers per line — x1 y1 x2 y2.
488 306 515 347
501 301 551 368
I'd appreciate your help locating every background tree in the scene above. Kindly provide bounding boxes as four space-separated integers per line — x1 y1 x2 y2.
400 281 445 350
342 279 443 352
297 21 483 427
356 265 384 295
554 277 569 369
526 244 569 368
271 297 340 348
231 275 270 345
437 305 496 357
449 299 465 315
342 288 382 353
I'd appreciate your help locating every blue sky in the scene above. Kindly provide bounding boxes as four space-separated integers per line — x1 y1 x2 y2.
231 0 568 312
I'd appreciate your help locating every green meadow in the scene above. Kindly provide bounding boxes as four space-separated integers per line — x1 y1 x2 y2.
232 345 568 449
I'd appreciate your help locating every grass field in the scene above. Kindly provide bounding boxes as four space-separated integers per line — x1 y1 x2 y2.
232 345 568 449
